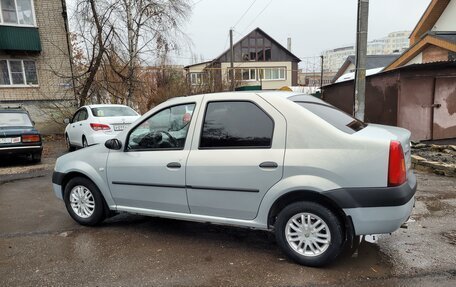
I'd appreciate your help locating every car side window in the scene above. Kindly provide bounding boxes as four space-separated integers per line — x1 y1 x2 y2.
72 110 81 123
127 103 195 151
79 109 88 121
200 101 274 149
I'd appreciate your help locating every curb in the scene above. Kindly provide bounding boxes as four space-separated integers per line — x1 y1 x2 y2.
0 169 52 183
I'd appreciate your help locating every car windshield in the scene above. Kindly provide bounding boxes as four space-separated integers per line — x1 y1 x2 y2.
91 106 138 117
294 101 366 134
0 112 33 127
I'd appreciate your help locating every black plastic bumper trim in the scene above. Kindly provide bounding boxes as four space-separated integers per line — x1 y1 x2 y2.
52 171 66 186
322 175 417 209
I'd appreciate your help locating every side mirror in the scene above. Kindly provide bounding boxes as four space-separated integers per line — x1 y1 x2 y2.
64 118 71 124
105 138 122 150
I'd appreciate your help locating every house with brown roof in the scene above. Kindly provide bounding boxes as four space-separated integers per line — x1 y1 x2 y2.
385 0 456 70
184 28 301 91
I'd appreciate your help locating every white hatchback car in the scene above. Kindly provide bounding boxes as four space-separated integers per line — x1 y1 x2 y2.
64 104 140 150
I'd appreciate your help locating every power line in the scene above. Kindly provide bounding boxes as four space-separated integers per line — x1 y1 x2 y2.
233 0 258 29
191 0 206 7
242 0 274 33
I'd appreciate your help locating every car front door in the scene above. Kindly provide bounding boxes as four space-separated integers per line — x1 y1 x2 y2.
186 94 286 220
106 102 198 213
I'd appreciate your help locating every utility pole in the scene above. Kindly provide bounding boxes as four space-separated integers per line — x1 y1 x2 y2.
354 0 369 120
320 55 324 96
230 28 235 91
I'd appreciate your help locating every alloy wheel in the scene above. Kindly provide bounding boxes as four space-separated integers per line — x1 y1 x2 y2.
69 185 95 218
285 212 331 257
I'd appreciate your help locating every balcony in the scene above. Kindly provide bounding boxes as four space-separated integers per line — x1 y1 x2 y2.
0 26 41 52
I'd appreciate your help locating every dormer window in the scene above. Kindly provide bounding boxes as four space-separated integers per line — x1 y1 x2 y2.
241 32 272 62
0 0 36 26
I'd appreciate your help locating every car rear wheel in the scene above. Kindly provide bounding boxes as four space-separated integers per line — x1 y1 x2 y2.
66 134 75 152
82 136 88 148
275 201 343 267
31 152 41 163
63 177 106 226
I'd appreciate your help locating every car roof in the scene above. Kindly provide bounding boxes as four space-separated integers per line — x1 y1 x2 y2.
165 91 326 105
0 106 28 113
86 104 132 108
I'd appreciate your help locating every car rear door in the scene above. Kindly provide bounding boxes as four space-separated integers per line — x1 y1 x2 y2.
186 93 286 220
67 109 83 146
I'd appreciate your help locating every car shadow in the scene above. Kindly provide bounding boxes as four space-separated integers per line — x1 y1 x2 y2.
99 213 392 270
0 154 38 168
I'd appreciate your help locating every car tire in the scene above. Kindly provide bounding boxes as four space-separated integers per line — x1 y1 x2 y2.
66 134 75 152
63 177 106 226
31 152 42 163
275 201 344 267
82 136 88 148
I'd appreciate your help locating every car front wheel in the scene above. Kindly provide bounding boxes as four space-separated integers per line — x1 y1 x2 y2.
63 177 106 226
275 201 343 267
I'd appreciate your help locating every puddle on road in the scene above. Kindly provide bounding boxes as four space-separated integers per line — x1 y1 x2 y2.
46 214 398 284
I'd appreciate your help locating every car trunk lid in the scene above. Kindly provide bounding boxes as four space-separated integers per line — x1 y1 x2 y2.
93 116 139 133
354 124 412 173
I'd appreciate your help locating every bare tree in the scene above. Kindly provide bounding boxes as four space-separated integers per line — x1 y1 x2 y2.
70 0 118 106
69 0 191 107
111 0 191 105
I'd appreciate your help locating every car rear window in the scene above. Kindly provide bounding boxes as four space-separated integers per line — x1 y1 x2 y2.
91 106 138 117
294 101 366 134
0 112 33 127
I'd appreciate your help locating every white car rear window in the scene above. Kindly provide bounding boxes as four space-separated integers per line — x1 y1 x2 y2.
91 107 138 117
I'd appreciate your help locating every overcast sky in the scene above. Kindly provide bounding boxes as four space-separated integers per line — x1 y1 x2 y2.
177 0 431 65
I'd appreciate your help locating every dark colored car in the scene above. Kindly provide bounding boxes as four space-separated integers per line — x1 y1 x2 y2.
0 106 43 163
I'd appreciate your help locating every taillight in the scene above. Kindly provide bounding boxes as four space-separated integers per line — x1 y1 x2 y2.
90 123 111 131
22 134 41 143
388 140 406 186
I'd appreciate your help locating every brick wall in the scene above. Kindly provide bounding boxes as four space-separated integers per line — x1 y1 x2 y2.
422 45 450 63
1 0 76 134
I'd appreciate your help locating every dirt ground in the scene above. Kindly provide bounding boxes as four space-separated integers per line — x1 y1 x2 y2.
412 144 456 165
1 140 456 286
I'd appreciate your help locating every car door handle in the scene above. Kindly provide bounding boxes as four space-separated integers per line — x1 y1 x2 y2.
259 161 278 168
167 162 181 169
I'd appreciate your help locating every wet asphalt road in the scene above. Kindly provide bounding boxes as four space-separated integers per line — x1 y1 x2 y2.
1 172 456 286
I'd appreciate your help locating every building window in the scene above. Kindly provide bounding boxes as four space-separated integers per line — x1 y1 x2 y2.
241 68 256 81
241 32 272 62
190 72 205 86
0 0 35 26
259 67 286 80
0 59 38 86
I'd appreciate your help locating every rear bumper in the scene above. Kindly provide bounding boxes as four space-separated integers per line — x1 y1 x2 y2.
323 173 417 235
0 145 42 156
